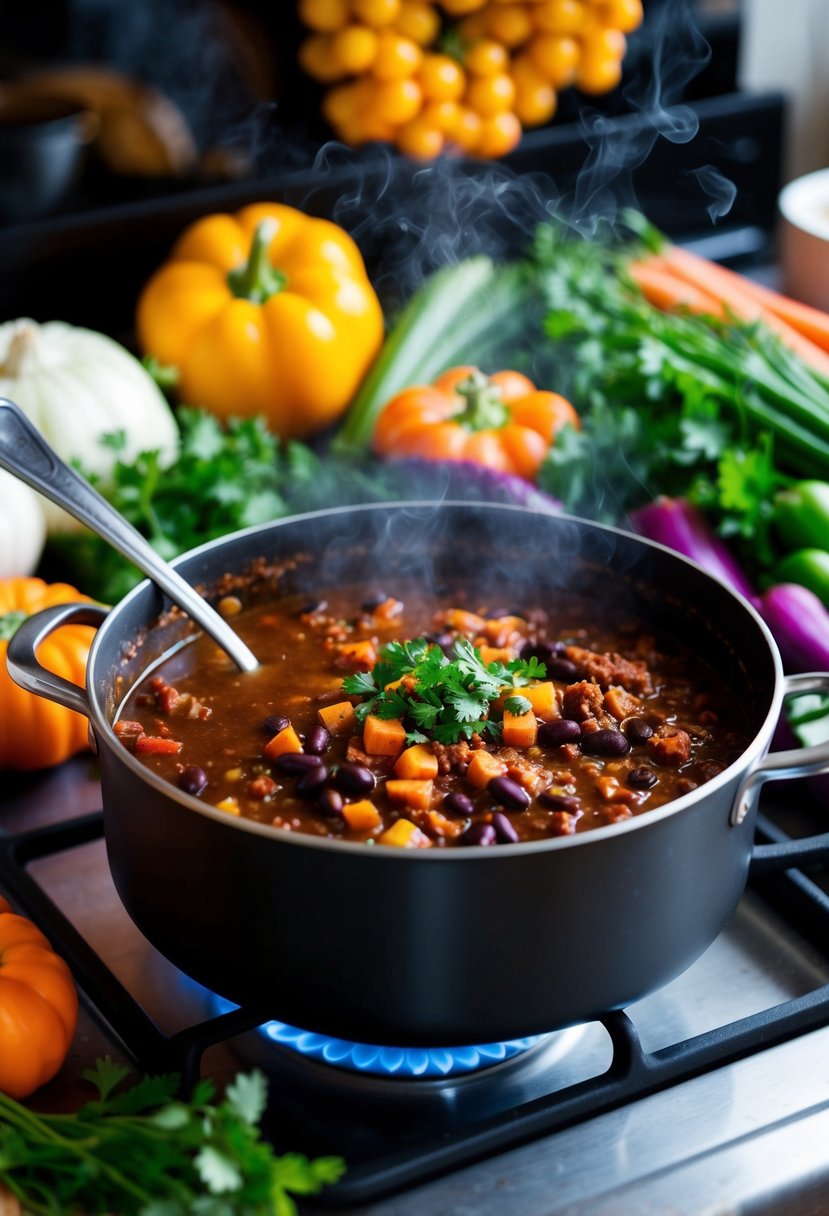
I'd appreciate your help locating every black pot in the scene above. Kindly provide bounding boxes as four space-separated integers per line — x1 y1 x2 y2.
8 503 829 1046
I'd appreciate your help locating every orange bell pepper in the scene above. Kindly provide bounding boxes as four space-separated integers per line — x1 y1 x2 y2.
135 203 384 439
372 364 579 480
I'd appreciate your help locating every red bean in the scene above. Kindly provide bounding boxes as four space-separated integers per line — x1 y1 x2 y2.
318 788 345 818
538 790 581 813
461 822 497 846
492 811 519 843
333 762 376 796
623 717 654 745
444 791 474 817
628 766 658 789
296 764 329 798
537 719 581 746
579 729 630 757
305 725 331 755
488 775 531 811
275 753 322 774
546 656 579 681
177 766 208 796
262 714 290 736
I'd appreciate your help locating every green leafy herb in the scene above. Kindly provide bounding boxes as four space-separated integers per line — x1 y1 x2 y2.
503 694 532 716
0 1058 344 1216
343 636 546 744
531 217 829 563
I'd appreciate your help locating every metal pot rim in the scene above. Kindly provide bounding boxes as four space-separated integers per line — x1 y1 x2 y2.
85 500 786 858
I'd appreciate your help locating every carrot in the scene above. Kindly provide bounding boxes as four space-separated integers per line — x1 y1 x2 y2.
657 244 829 376
394 742 439 780
502 708 538 749
317 701 357 735
363 714 407 756
704 269 829 354
628 259 726 318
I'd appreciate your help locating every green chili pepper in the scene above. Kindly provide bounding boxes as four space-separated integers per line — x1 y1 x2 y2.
772 480 829 551
774 547 829 606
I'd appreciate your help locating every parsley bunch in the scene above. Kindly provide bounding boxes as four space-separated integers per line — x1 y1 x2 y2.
0 1058 344 1216
531 217 829 572
343 636 546 745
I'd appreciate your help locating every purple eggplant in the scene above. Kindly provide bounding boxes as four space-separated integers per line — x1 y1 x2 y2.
758 583 829 672
628 497 758 604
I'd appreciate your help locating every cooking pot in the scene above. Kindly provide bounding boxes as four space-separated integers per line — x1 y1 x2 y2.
8 502 829 1046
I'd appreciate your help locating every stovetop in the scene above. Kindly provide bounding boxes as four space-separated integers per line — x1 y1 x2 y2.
4 757 829 1215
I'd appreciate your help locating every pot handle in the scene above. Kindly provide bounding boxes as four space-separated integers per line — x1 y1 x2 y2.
731 671 829 826
6 601 108 719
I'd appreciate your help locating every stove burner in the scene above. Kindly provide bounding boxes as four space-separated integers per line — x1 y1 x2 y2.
210 994 547 1076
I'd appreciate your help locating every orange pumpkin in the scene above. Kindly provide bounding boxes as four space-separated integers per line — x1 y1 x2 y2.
0 577 94 771
373 365 580 481
0 896 78 1098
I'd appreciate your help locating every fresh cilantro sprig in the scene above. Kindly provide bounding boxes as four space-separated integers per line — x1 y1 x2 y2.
0 1057 344 1216
343 636 546 744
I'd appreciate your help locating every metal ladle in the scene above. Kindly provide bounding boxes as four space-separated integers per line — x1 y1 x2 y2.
0 397 259 672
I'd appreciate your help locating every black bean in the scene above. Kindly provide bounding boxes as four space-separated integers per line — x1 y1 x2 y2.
305 724 331 755
579 729 631 757
488 775 531 812
361 591 387 611
299 599 327 615
492 811 520 843
519 639 565 664
546 656 579 682
333 762 376 796
296 764 329 798
275 752 323 775
461 822 497 846
318 788 345 818
538 790 581 813
262 714 290 736
628 766 658 789
623 717 654 745
177 766 208 796
537 718 581 747
444 791 475 817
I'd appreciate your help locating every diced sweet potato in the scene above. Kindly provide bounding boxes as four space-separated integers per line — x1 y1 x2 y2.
341 799 382 831
523 682 556 719
466 751 508 788
378 818 431 848
477 645 516 667
363 714 407 756
394 743 439 780
502 708 538 749
134 734 182 756
333 639 378 670
263 724 303 760
386 779 434 809
317 701 357 736
442 608 487 636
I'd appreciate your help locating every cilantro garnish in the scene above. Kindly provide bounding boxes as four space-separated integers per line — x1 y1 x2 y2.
0 1057 344 1215
342 636 546 745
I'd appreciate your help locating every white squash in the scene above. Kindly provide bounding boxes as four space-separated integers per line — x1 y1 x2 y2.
0 319 179 534
0 469 47 577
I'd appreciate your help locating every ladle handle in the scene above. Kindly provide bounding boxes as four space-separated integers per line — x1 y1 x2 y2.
0 398 258 673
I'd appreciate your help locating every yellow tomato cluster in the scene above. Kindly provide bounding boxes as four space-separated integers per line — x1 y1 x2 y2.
297 0 643 159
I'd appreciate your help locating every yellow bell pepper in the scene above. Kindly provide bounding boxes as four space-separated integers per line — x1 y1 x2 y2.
135 202 384 439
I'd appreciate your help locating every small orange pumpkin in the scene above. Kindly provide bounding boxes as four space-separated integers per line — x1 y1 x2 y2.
0 577 95 771
0 896 78 1098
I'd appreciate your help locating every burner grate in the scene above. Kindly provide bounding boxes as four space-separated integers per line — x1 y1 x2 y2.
2 809 829 1208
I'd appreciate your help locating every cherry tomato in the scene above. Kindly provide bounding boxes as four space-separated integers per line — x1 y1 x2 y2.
352 0 402 26
476 109 522 157
330 24 379 74
577 28 625 93
422 99 464 133
445 105 483 152
298 0 351 32
396 114 445 158
457 12 489 39
418 53 466 101
395 1 442 44
591 0 643 32
465 71 516 116
298 34 344 82
372 30 423 79
485 4 534 48
510 56 558 126
532 0 587 35
527 33 581 86
441 0 487 14
464 38 510 76
372 76 423 123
